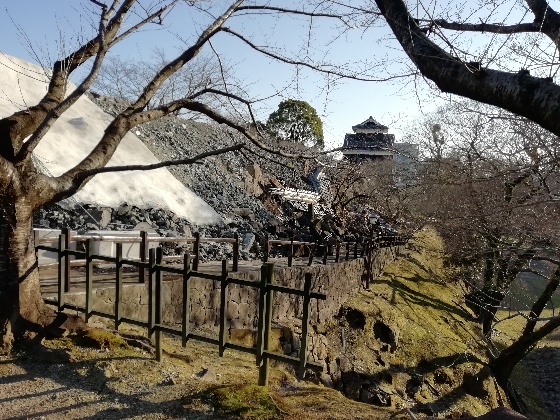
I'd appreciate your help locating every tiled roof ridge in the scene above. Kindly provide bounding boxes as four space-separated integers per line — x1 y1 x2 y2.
352 116 388 130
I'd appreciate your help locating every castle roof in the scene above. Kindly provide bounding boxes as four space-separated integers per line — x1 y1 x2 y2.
343 132 395 150
352 116 388 133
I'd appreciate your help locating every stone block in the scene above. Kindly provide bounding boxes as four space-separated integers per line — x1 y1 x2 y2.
227 301 239 320
237 302 252 323
229 319 246 329
229 328 256 346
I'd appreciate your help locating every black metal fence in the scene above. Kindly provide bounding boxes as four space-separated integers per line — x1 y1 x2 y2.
38 234 327 386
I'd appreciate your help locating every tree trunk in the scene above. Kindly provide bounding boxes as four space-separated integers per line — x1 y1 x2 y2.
489 315 560 411
0 198 52 352
489 340 532 389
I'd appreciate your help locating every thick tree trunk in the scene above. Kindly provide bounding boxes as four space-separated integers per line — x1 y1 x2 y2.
374 0 560 138
0 198 52 352
489 315 560 411
489 340 533 389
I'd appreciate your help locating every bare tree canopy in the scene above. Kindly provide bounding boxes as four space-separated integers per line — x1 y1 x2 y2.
374 0 560 138
0 0 395 352
406 100 560 405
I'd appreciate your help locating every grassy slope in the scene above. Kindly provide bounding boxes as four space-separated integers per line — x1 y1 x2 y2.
324 227 505 417
10 226 539 419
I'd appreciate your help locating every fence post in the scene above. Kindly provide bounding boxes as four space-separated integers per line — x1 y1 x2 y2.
256 264 268 373
353 240 358 259
233 233 239 272
85 239 94 324
308 203 314 219
366 230 374 289
258 262 274 386
219 259 228 357
155 247 163 362
346 241 350 261
263 233 269 263
360 237 366 257
192 232 200 271
139 230 148 283
322 245 328 265
57 234 66 312
288 235 294 267
182 252 191 347
335 241 340 263
365 253 371 290
61 227 71 292
115 243 123 330
148 248 156 340
307 244 315 266
298 273 312 378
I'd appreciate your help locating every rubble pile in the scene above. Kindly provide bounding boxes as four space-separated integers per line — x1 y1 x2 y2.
34 93 350 260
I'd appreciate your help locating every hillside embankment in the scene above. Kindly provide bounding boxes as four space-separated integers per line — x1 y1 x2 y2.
303 227 503 418
6 227 552 419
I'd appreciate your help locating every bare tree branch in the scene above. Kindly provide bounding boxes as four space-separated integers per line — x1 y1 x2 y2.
123 1 243 114
0 0 176 159
236 5 352 26
109 1 179 48
73 143 244 182
374 0 560 138
423 19 539 35
221 27 413 83
16 3 112 161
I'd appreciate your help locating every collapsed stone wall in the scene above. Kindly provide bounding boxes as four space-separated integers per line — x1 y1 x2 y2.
64 246 402 330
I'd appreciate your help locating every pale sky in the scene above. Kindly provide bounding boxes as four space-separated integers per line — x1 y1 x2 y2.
0 1 476 148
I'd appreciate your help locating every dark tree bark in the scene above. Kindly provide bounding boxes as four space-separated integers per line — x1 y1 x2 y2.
490 316 560 388
374 0 560 138
0 0 365 352
0 192 51 350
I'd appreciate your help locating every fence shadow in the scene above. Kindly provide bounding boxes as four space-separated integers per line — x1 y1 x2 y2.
2 353 218 420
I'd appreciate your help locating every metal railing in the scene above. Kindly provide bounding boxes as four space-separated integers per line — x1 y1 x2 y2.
40 234 326 386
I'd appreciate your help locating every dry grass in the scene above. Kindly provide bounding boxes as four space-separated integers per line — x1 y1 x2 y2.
325 227 503 417
8 226 552 419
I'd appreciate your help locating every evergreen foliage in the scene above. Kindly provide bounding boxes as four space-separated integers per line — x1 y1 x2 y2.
266 99 324 148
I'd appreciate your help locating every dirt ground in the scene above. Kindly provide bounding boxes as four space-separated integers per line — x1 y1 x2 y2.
0 328 398 420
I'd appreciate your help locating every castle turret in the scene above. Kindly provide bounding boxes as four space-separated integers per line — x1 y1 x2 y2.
342 116 395 161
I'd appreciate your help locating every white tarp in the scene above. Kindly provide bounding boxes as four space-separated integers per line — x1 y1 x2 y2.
0 53 221 225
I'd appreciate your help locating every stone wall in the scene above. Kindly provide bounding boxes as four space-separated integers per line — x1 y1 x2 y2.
64 246 403 329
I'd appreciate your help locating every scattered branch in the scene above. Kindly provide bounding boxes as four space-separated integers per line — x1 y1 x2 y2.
73 143 244 182
221 27 413 83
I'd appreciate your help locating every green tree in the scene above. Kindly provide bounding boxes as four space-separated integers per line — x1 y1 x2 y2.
266 99 324 148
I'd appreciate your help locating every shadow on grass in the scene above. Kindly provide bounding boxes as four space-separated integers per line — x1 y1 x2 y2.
372 277 472 321
401 254 446 284
410 365 497 417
